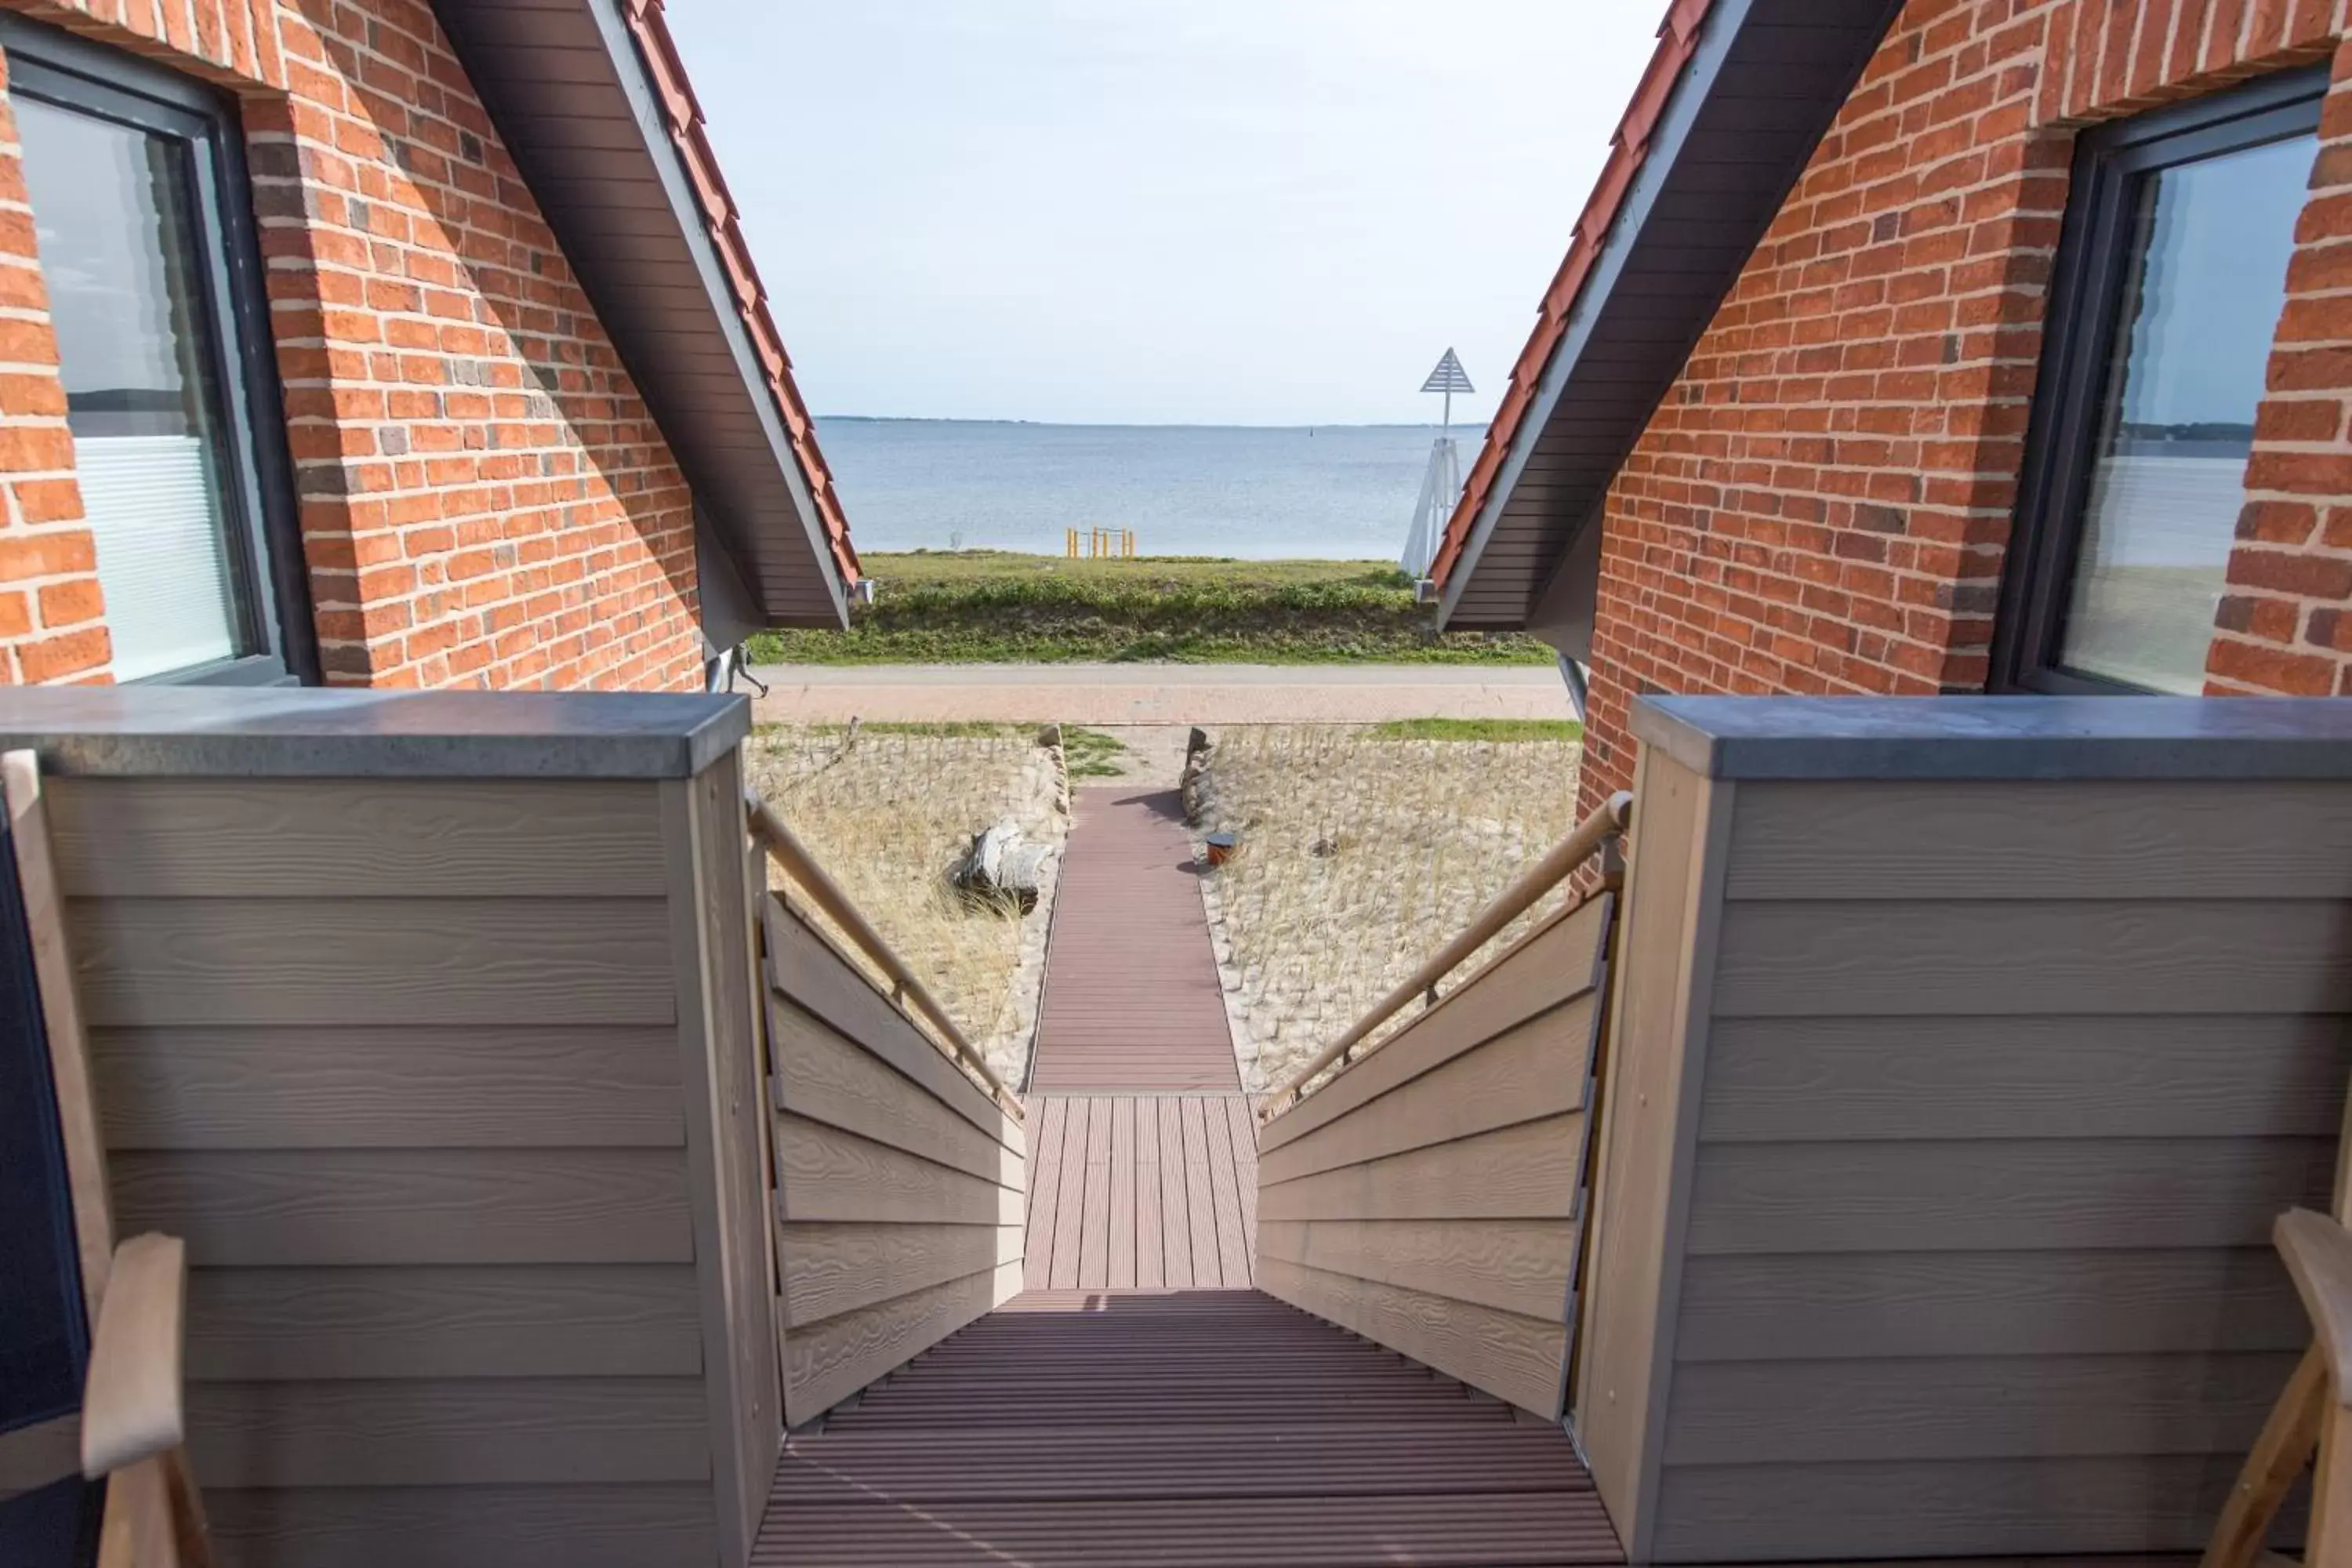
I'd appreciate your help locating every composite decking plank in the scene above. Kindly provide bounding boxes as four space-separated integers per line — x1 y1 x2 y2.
1225 1098 1259 1270
1022 1097 1067 1293
1048 1098 1087 1291
1134 1099 1165 1289
1078 1096 1112 1290
1181 1098 1222 1287
1203 1093 1250 1287
1109 1098 1138 1289
1160 1098 1194 1288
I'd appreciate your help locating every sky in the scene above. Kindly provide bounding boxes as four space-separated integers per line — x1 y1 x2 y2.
662 1 1666 427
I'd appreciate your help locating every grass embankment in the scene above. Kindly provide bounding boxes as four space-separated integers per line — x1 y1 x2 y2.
742 550 1555 666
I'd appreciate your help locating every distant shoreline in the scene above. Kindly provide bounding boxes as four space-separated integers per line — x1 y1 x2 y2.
816 414 1489 432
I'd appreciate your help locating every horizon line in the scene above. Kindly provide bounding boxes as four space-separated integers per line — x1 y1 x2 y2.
814 414 1493 430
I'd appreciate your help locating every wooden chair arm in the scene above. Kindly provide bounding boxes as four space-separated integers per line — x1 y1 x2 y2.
2277 1208 2352 1405
80 1234 187 1479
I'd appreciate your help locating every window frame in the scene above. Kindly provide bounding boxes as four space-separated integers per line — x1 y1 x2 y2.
0 16 315 686
1991 64 2329 695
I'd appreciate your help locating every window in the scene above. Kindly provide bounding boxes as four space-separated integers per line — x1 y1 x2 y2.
2 19 311 684
1995 67 2326 695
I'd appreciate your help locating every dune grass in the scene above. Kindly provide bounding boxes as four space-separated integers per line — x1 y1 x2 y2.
1367 718 1583 742
1194 724 1584 1092
743 724 1066 1088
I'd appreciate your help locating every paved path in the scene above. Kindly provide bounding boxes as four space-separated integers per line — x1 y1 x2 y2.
747 661 1573 724
1027 786 1239 1094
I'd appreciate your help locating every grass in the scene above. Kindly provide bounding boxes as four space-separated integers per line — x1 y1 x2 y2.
1062 726 1127 778
1367 718 1583 742
742 550 1555 666
743 724 1066 1088
1194 724 1584 1094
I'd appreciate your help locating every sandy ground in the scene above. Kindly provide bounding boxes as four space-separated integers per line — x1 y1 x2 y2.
743 662 1573 725
1189 727 1583 1094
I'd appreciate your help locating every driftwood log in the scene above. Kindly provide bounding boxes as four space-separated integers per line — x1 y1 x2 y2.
950 817 1052 911
1180 727 1211 825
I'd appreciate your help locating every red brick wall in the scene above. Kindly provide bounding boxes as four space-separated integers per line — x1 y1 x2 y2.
1578 0 2352 818
0 0 706 690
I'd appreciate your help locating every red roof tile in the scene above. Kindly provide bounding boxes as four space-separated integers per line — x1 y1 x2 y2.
619 0 860 587
1429 0 1713 590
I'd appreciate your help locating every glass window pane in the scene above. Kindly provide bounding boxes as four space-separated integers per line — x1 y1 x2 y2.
16 95 249 681
2060 134 2311 692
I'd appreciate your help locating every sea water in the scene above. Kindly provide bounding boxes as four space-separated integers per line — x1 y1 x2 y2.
812 417 1486 561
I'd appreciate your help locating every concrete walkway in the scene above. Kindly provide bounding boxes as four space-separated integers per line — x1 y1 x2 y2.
746 661 1573 724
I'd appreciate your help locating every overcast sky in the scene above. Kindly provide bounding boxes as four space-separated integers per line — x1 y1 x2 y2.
663 1 1664 427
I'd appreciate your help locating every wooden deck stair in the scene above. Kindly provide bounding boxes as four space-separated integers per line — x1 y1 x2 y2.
757 1290 1621 1566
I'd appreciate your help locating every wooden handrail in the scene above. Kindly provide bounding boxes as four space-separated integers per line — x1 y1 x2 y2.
1258 790 1633 1122
744 789 1023 1120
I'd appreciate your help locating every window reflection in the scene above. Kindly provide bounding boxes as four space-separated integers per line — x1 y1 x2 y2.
2063 134 2311 692
17 95 248 681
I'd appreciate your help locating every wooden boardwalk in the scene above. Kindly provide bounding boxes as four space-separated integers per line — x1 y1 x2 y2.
750 779 1615 1564
1023 1094 1258 1290
758 1290 1621 1566
1028 786 1239 1093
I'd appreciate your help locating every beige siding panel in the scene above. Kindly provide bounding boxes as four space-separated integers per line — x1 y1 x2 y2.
1726 778 2352 902
1572 750 1721 1548
1258 1218 1577 1320
776 1114 1023 1226
1259 895 1611 1156
187 1377 711 1487
70 897 676 1027
783 1260 1023 1428
205 1484 717 1568
781 1221 1022 1329
770 1000 1022 1187
763 896 1017 1151
1259 1255 1566 1416
48 777 670 898
1258 1113 1584 1223
1699 1014 2350 1143
1664 1351 2300 1465
1686 1138 2336 1255
1257 993 1599 1185
668 757 783 1568
112 1148 695 1265
1675 1249 2308 1362
1651 1454 2257 1561
92 1025 685 1149
1712 900 2352 1018
186 1264 705 1380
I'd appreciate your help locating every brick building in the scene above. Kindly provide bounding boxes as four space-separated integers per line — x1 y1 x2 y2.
0 0 855 692
1432 0 2352 817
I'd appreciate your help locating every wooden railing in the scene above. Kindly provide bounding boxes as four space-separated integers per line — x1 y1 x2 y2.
744 789 1023 1120
1258 790 1633 1121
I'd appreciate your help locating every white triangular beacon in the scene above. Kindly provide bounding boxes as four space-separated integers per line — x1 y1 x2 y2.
1403 350 1475 578
1421 347 1475 403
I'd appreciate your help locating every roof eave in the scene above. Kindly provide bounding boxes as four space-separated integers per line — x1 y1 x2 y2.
432 0 856 632
1433 0 1905 634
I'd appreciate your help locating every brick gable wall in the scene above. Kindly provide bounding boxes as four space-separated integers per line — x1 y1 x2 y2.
1577 0 2352 818
0 0 706 690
